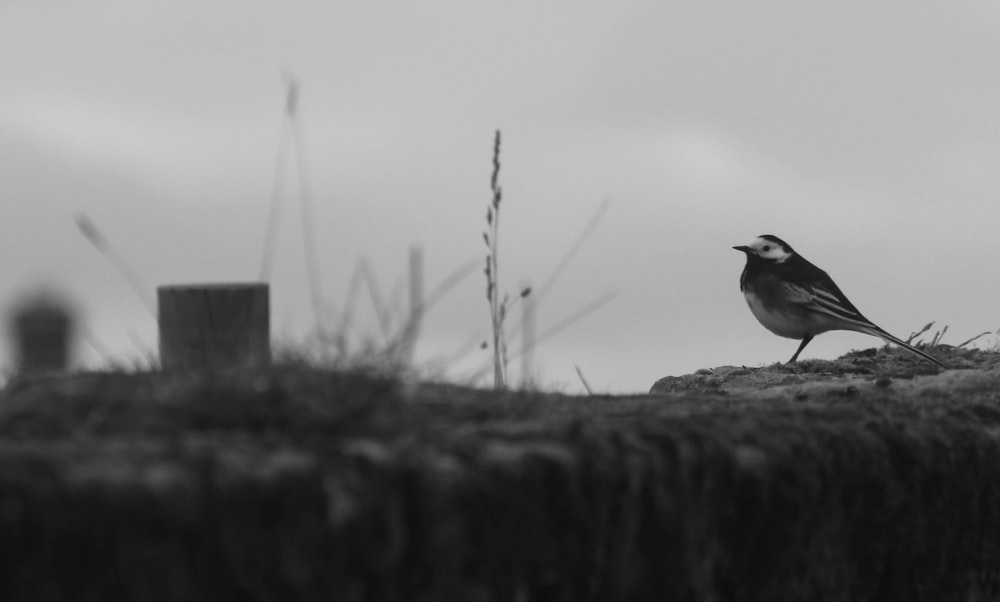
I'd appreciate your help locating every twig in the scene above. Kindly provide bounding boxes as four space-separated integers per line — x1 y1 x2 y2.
75 214 156 316
469 290 616 381
514 291 616 360
575 365 595 395
335 257 392 347
423 256 481 313
957 331 991 349
536 198 610 301
257 95 292 281
80 326 116 368
259 72 329 338
387 255 481 351
906 322 935 344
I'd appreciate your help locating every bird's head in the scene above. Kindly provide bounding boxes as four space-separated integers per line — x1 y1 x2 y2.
733 234 794 263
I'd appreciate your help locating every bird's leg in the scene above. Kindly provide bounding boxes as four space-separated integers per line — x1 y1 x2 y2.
788 335 813 363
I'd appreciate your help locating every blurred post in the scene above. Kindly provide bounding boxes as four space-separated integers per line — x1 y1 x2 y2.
520 282 535 389
9 290 77 376
158 283 270 371
400 245 424 363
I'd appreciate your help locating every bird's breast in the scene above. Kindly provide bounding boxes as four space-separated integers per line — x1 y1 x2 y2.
742 289 813 339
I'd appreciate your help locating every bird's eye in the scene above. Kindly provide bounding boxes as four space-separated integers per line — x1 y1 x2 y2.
762 245 771 252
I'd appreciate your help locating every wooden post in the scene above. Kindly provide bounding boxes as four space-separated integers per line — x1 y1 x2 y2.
10 292 76 375
520 281 536 389
158 283 269 371
401 245 424 362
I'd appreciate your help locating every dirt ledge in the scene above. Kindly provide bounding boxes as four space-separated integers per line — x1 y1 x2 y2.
0 349 998 601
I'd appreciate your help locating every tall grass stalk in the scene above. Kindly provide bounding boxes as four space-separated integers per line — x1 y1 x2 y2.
484 130 508 389
258 73 329 343
452 197 611 382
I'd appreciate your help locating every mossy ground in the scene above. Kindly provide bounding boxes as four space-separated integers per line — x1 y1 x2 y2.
1 346 999 601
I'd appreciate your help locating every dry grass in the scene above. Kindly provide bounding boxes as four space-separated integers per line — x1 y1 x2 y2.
483 129 510 389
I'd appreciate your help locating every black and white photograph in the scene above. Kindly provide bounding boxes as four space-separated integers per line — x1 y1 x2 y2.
1 2 1000 600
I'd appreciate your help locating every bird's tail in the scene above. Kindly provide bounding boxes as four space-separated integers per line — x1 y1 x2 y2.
858 325 947 369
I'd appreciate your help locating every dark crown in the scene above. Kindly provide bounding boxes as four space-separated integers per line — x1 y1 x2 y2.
758 234 793 253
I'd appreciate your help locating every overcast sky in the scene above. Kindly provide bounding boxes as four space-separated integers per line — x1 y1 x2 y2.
3 2 1000 392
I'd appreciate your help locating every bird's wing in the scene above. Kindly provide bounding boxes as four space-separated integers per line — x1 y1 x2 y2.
802 282 879 330
783 276 947 368
777 275 878 332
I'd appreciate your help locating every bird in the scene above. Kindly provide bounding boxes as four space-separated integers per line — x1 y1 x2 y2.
733 234 946 368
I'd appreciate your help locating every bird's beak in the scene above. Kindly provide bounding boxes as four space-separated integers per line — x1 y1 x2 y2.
733 245 753 254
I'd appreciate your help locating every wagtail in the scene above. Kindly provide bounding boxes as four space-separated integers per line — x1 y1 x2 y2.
734 234 946 368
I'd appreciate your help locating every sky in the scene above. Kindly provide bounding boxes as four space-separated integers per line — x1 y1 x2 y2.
3 2 1000 393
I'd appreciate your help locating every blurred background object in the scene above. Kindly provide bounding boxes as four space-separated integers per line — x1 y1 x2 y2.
8 289 77 376
158 283 270 371
5 3 1000 391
